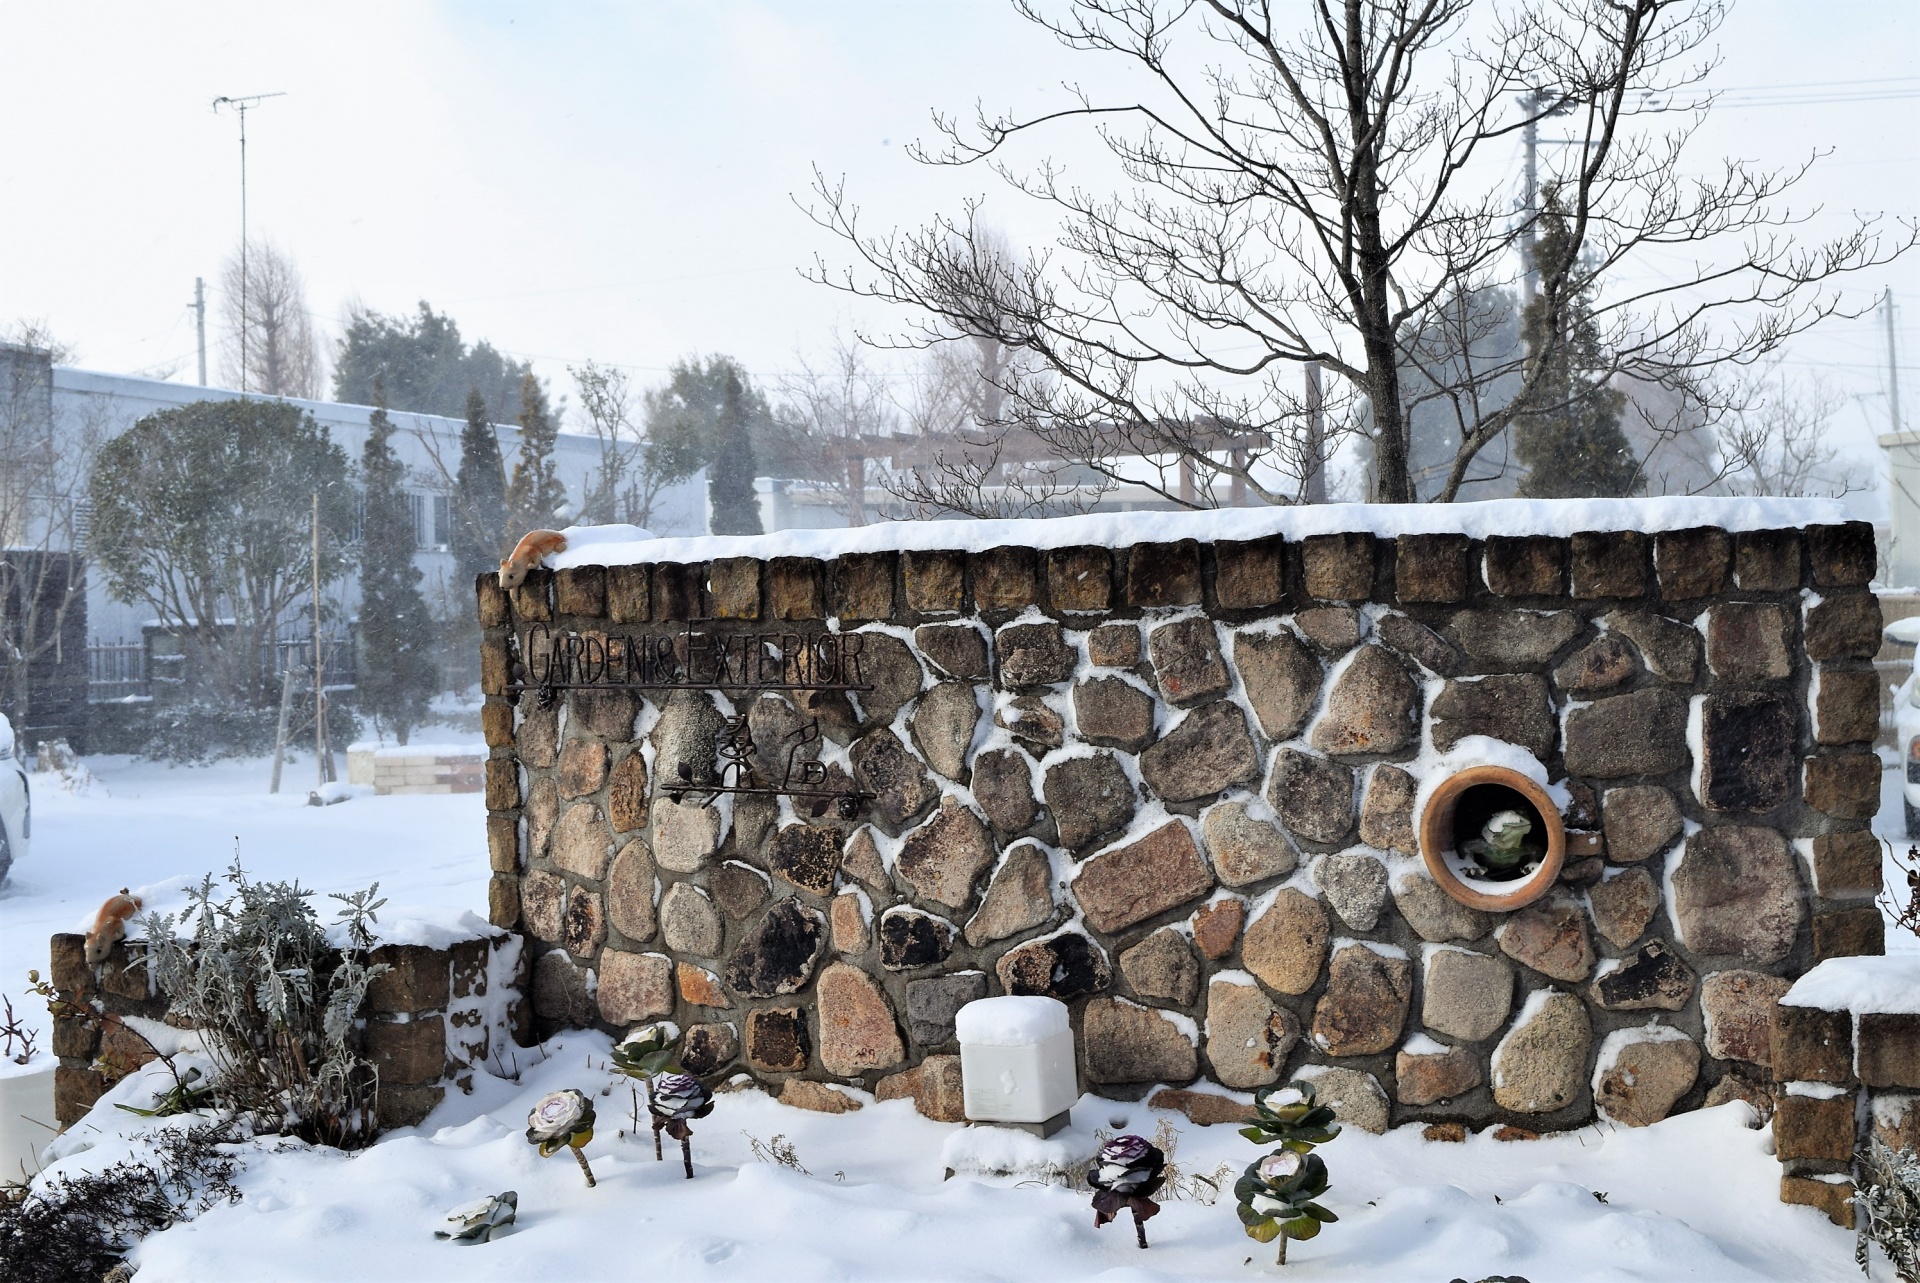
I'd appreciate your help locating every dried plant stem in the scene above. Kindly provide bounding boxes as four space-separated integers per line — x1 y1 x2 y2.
1132 1207 1148 1250
571 1144 596 1188
681 1134 694 1180
1276 1231 1287 1266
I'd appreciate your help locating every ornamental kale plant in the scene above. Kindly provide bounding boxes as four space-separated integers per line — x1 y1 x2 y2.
1235 1081 1342 1265
1088 1134 1167 1249
648 1073 714 1180
610 1023 681 1159
526 1090 599 1187
140 862 388 1149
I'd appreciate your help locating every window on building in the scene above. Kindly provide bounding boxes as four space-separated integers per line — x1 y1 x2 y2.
407 493 428 550
406 492 451 551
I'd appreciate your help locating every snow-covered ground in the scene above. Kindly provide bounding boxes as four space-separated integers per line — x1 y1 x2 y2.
0 749 490 1076
43 1039 1856 1283
0 745 1910 1278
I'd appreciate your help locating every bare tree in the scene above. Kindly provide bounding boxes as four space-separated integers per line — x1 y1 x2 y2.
574 361 704 528
1 319 77 365
220 239 323 398
811 0 1912 505
777 337 901 526
1712 369 1862 499
0 337 99 740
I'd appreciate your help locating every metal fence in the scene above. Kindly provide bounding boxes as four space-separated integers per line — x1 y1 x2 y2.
87 641 148 702
88 632 359 703
267 634 357 690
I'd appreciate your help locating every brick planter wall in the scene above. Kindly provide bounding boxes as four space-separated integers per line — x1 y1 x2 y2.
1771 962 1920 1227
49 928 529 1130
347 745 488 794
479 519 1880 1134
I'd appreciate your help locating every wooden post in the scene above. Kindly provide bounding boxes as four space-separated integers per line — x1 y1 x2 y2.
267 661 296 793
311 494 334 787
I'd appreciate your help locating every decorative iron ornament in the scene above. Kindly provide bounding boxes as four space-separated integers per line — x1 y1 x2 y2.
508 622 871 709
666 715 871 820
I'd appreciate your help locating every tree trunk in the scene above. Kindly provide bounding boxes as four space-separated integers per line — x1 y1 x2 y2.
1340 0 1412 504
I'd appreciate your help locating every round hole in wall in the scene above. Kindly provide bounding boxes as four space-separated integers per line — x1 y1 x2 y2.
1418 765 1566 912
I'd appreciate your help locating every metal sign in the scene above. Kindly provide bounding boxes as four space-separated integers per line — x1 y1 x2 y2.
509 622 872 708
665 714 872 819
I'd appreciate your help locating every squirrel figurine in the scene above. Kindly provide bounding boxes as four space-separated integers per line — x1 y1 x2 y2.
498 529 569 590
85 889 143 966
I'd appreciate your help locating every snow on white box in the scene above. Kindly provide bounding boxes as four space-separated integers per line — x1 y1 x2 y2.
955 996 1077 1130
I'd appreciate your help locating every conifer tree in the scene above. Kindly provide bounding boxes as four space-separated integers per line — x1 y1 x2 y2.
452 388 508 584
1513 192 1640 499
706 370 763 535
504 372 567 536
356 385 438 743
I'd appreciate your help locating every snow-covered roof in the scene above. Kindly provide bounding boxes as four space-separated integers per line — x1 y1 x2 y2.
548 495 1850 569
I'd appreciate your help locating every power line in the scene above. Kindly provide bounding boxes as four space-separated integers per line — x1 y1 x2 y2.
1708 75 1920 92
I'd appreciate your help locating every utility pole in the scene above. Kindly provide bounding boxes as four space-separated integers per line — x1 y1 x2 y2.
1890 289 1905 437
211 93 284 394
1516 90 1575 313
190 278 207 386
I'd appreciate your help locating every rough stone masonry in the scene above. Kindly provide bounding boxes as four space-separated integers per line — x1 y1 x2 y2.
478 518 1882 1135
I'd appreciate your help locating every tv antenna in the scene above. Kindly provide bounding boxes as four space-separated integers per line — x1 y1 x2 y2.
212 92 285 393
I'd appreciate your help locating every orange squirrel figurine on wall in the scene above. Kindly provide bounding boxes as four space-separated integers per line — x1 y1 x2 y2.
84 888 143 966
498 529 569 590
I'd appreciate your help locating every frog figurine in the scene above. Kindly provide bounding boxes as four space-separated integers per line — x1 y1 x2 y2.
1461 809 1541 880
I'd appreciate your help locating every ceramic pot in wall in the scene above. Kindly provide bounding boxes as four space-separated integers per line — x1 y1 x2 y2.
1418 765 1566 912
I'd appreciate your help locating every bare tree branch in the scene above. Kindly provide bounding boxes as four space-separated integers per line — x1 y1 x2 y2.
805 0 1913 505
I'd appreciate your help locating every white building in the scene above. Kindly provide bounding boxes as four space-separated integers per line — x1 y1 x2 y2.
2 346 708 704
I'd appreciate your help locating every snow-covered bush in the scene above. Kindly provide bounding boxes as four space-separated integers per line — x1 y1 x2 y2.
90 698 363 765
140 862 388 1148
0 1118 242 1282
1859 1136 1920 1281
1883 845 1920 942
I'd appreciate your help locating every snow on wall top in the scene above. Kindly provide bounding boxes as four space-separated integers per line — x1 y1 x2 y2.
544 496 1850 569
1781 955 1920 1015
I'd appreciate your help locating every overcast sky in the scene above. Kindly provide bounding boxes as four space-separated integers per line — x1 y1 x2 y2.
1 1 1913 506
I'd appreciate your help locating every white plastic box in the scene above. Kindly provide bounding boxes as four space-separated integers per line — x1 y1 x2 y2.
956 996 1077 1129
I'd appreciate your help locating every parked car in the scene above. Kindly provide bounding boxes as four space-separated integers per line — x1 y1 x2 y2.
1889 617 1920 838
0 713 28 885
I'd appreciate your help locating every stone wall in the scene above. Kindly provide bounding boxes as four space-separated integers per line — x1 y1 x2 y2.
479 519 1883 1134
48 928 527 1129
1770 961 1920 1228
